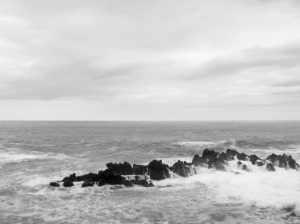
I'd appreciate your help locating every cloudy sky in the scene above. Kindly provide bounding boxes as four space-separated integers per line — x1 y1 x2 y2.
1 0 300 120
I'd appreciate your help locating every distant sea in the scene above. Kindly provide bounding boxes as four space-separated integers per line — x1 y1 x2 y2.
0 121 300 224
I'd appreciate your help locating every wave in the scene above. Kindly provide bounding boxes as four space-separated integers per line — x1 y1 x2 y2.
173 140 230 147
0 147 69 168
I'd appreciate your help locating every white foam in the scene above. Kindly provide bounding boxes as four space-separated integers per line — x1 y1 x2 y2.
155 159 300 215
173 140 228 147
0 147 69 167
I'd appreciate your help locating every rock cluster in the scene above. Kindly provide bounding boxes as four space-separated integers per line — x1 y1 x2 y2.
49 149 299 188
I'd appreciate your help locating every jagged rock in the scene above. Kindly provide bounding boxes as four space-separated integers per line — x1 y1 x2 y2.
266 163 275 171
62 173 76 182
147 160 170 180
266 154 299 170
171 160 190 177
208 158 226 171
202 149 219 159
63 180 74 187
98 170 125 185
106 162 133 175
257 161 264 166
237 153 247 161
249 155 261 165
226 149 239 157
82 181 94 188
192 154 207 166
219 152 234 161
76 172 99 182
133 164 148 175
50 182 59 187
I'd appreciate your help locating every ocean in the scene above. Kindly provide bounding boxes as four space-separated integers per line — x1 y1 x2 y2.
0 121 300 224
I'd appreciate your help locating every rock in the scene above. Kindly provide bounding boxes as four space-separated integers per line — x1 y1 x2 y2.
241 164 249 172
147 160 170 180
192 154 207 166
98 170 125 185
266 153 299 170
249 155 261 165
76 172 99 182
202 149 219 159
171 160 190 177
98 179 106 186
237 161 243 166
219 152 234 161
237 152 248 161
207 158 226 171
106 161 133 175
50 182 59 187
130 179 154 187
63 180 74 187
82 181 94 188
226 149 239 157
266 163 275 171
257 161 264 166
133 164 148 175
62 173 76 182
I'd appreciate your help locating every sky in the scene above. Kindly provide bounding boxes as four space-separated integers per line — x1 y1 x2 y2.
0 0 300 120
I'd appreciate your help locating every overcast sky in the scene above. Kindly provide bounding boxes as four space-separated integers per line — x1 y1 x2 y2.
1 0 300 120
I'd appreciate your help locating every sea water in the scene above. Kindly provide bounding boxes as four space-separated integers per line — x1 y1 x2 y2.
0 121 300 224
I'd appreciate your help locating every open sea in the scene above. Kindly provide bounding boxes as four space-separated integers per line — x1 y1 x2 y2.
0 121 300 224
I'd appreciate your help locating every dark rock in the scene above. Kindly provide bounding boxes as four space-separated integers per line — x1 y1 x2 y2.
98 179 106 186
237 161 243 166
50 182 59 187
171 160 190 177
267 153 299 170
106 161 133 175
192 154 207 166
76 172 99 182
208 158 226 171
63 180 74 187
133 164 148 175
82 181 94 188
147 160 170 180
62 173 76 182
257 161 264 166
226 149 239 157
123 180 134 187
219 152 234 161
98 170 125 185
202 149 219 160
249 155 261 165
266 163 275 171
241 164 249 172
130 179 154 187
237 153 248 161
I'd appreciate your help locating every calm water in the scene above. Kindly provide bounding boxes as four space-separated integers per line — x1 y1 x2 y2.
0 121 300 223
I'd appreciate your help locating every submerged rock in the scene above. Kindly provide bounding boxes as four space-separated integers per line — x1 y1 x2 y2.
82 181 94 188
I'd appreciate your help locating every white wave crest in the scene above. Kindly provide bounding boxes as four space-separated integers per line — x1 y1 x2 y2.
0 148 69 167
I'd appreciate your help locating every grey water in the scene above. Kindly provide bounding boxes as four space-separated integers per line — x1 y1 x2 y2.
0 121 300 223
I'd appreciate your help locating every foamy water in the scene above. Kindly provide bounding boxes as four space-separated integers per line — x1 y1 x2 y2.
1 121 300 223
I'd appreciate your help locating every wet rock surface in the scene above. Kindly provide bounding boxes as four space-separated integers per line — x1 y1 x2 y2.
50 148 299 188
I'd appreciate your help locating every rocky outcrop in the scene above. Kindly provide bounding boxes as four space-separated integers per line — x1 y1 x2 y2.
106 162 133 175
147 160 170 180
170 160 191 177
266 153 299 170
50 148 299 189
